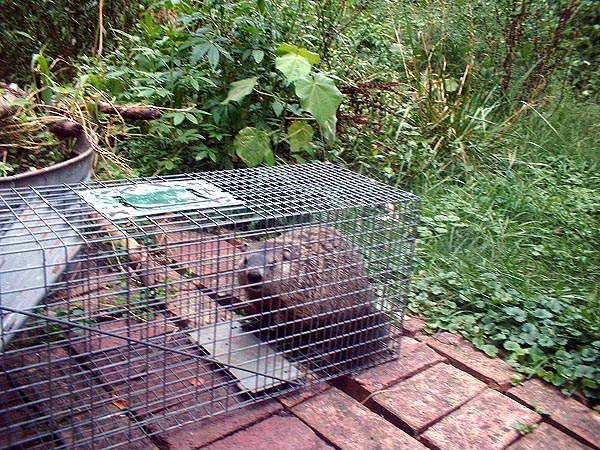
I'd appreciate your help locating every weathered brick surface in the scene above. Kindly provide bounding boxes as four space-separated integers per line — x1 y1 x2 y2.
278 382 331 409
200 414 334 450
421 389 541 450
336 339 445 402
2 346 158 449
424 335 514 390
154 399 283 450
58 407 160 450
402 315 427 339
292 387 427 450
370 362 486 434
507 378 600 448
507 423 593 450
69 315 178 354
0 374 54 448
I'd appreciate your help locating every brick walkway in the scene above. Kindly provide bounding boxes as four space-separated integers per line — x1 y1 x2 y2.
160 316 600 450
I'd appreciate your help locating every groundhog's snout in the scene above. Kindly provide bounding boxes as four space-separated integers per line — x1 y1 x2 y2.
246 269 263 284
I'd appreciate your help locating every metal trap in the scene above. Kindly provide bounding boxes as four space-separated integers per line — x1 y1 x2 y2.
0 162 419 449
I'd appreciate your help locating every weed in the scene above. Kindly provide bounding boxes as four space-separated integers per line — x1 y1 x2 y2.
410 96 600 399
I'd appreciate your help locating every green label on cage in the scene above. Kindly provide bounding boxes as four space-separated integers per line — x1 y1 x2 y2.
77 180 244 219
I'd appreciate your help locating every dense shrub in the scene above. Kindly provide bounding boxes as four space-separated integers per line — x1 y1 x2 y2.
565 0 600 97
0 0 145 84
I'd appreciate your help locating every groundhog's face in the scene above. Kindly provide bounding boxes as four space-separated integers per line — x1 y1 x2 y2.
237 243 294 295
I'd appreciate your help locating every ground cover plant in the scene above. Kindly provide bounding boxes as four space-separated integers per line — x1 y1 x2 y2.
1 0 598 401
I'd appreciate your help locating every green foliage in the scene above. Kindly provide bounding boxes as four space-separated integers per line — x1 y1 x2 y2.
0 0 145 84
410 99 600 399
565 0 600 97
73 1 344 174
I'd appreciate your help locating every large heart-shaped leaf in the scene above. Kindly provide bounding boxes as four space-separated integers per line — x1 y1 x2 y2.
234 127 271 167
221 77 258 105
275 43 320 66
288 121 314 153
294 74 343 140
275 54 311 82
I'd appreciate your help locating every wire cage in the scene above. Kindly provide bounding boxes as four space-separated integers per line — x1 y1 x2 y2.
0 162 419 449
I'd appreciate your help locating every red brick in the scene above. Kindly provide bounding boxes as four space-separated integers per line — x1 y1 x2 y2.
400 336 425 354
421 389 541 450
370 362 486 434
58 406 159 450
507 378 600 448
507 423 593 450
336 339 445 402
402 315 427 339
200 414 333 450
431 331 464 346
153 399 282 449
70 315 178 354
424 335 514 390
0 374 54 448
278 382 331 409
2 347 161 449
292 387 427 450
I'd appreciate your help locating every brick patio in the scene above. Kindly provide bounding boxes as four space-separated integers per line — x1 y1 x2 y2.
168 316 600 450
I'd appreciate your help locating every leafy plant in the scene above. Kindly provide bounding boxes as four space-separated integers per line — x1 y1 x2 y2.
0 0 146 84
410 98 600 399
74 2 345 174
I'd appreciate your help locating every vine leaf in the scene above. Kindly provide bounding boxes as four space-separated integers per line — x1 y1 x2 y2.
288 121 314 153
294 74 343 140
234 127 271 167
275 43 320 66
276 54 311 82
221 77 258 105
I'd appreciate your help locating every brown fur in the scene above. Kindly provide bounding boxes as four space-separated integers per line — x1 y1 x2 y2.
237 225 389 367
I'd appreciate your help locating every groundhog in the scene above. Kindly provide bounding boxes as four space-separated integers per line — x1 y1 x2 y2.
237 225 390 369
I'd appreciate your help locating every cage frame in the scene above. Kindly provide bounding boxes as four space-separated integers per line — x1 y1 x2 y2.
0 162 419 449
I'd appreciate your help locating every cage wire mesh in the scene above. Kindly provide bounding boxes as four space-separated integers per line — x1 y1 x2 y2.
0 162 419 449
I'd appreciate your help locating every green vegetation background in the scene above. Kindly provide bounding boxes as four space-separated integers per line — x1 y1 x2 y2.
1 0 598 401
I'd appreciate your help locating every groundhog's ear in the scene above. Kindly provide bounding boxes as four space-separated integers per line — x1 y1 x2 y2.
282 247 293 261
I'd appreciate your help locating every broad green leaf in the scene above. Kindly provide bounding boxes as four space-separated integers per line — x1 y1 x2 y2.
288 122 314 153
504 306 527 322
276 54 311 82
503 340 522 351
173 112 186 126
221 77 258 105
191 43 210 65
294 74 343 140
252 49 265 64
257 0 272 15
264 149 275 165
207 44 220 68
271 101 284 117
6 97 30 107
275 43 320 65
234 127 271 167
480 344 499 358
184 112 198 124
319 115 337 142
390 43 404 56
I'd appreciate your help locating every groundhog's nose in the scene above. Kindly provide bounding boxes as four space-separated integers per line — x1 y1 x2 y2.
247 270 263 284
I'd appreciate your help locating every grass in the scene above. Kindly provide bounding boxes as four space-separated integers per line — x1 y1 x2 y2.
409 97 600 399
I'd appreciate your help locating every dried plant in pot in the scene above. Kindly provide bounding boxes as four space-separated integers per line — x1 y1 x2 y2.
0 84 96 188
